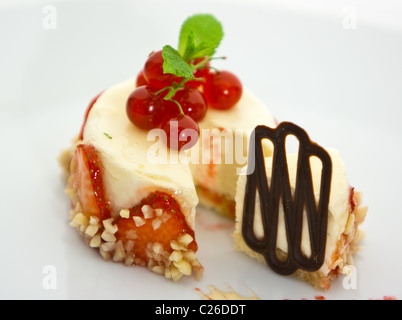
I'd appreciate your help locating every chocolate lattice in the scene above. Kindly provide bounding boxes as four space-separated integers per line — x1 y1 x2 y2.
242 122 332 275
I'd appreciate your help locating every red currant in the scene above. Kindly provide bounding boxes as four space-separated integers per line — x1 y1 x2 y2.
79 91 104 140
161 114 200 151
203 70 242 110
135 70 148 87
126 85 166 130
143 50 182 89
160 99 180 124
171 87 207 122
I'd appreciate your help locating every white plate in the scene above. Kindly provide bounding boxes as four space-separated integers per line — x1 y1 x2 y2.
1 0 402 300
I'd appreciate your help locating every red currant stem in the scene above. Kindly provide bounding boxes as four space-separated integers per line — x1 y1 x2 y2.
190 58 210 71
158 78 192 115
162 78 187 100
156 76 203 101
177 77 191 87
205 65 220 73
190 56 226 70
155 86 171 96
167 98 184 115
209 56 227 61
185 77 205 84
154 86 183 114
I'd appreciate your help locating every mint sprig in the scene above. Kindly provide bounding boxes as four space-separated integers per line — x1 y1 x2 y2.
159 14 224 115
162 14 223 80
178 14 224 61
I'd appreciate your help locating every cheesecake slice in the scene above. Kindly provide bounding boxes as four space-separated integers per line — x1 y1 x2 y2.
60 78 276 281
189 89 277 219
62 79 202 281
234 139 367 290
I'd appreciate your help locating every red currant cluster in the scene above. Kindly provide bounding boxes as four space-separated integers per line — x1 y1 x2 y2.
126 50 243 150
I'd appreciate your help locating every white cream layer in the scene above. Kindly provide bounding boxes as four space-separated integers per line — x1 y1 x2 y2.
235 149 351 275
83 79 198 228
189 89 277 200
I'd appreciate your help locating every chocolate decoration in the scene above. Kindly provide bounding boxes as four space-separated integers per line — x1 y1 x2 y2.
242 122 332 275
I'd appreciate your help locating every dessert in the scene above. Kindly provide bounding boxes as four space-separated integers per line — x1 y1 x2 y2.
233 123 367 290
64 79 202 281
60 13 366 289
190 90 276 219
60 14 276 281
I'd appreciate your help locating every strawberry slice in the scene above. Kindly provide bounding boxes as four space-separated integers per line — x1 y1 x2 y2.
115 192 197 264
74 144 110 220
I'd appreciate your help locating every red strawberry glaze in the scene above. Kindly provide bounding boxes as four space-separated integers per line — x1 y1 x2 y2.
115 191 197 264
74 144 111 221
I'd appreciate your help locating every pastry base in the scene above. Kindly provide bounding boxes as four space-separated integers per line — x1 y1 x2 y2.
233 191 367 291
196 186 236 220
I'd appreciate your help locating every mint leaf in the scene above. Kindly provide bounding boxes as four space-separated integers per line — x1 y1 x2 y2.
180 30 197 63
178 14 224 61
162 45 194 78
